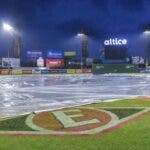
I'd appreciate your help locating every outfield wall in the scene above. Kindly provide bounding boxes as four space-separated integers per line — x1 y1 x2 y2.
92 64 139 74
0 68 92 75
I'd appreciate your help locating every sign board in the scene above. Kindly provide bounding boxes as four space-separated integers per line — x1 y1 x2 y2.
46 59 64 67
75 69 82 74
37 57 44 67
86 58 93 66
2 58 20 68
67 69 75 74
22 70 32 74
50 69 59 74
59 69 67 74
41 70 50 74
47 50 64 58
132 56 145 64
27 51 42 59
12 69 22 75
64 51 76 57
0 69 10 75
92 64 139 74
32 69 41 74
104 38 127 46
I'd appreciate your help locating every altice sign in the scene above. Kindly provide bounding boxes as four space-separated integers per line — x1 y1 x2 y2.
104 38 127 46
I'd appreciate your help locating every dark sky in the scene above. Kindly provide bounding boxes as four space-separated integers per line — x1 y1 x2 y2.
0 0 150 58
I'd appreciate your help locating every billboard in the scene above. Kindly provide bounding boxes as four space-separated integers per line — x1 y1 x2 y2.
27 51 42 60
46 59 64 67
22 70 32 74
104 38 127 60
2 58 20 68
104 38 127 46
105 46 127 59
47 50 64 58
64 51 76 57
132 56 145 65
0 69 10 75
12 69 22 75
37 57 44 67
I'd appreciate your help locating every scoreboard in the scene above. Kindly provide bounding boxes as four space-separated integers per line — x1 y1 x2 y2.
105 46 127 59
104 38 127 60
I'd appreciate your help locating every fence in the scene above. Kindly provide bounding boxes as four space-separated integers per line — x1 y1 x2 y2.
92 64 139 74
0 68 92 75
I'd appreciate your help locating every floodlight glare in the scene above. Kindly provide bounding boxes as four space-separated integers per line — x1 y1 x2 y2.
77 33 85 37
143 30 150 35
2 23 14 33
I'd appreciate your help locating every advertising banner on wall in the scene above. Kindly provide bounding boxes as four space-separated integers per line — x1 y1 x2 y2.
22 70 32 74
67 69 76 74
2 58 20 68
132 56 145 64
0 69 10 75
12 69 22 75
27 51 43 60
64 51 76 57
37 57 44 67
46 59 64 67
47 50 64 58
59 69 67 74
49 69 59 74
41 70 50 74
32 69 41 74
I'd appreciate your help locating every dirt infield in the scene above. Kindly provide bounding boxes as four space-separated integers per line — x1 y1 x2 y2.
138 96 150 101
32 108 112 132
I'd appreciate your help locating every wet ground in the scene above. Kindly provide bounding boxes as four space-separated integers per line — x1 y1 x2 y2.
0 74 150 116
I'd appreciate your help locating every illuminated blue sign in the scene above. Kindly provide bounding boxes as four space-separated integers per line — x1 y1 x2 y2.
47 50 64 58
104 38 127 46
27 51 42 59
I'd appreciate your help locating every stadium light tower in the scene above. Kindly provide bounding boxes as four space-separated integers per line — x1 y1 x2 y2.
2 22 15 70
2 22 21 59
143 29 150 65
77 31 89 71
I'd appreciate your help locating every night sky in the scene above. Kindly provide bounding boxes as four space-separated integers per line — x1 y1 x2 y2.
0 0 150 59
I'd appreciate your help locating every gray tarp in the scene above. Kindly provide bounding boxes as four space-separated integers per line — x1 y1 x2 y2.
0 74 149 116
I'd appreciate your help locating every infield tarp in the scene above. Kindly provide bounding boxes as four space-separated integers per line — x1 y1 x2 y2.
0 74 150 116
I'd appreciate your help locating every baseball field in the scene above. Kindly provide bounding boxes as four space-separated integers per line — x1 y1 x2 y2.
0 98 149 150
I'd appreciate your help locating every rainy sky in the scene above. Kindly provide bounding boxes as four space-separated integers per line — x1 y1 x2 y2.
0 0 150 58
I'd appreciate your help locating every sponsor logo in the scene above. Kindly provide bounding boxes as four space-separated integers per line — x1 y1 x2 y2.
47 50 64 58
104 38 127 46
26 107 149 136
46 59 64 67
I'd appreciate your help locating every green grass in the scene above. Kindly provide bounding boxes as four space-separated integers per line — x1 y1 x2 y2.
89 98 150 107
0 98 149 150
104 108 143 119
0 115 33 131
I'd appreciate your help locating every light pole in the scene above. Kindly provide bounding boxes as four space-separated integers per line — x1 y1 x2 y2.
143 30 150 66
2 23 15 71
77 32 88 71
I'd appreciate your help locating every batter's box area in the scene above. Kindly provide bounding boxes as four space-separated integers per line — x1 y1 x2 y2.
0 107 149 137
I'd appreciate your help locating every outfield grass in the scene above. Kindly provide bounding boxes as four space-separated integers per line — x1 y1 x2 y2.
89 98 150 107
0 98 149 150
0 115 33 131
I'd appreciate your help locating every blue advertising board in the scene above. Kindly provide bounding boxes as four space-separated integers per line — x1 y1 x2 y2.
27 51 43 60
59 69 67 74
41 69 50 74
47 50 64 58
